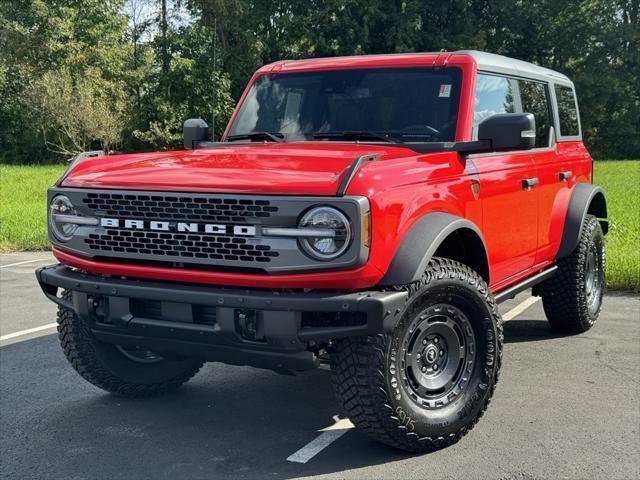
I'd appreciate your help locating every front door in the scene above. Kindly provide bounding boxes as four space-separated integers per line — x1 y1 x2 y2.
470 74 539 285
473 152 539 284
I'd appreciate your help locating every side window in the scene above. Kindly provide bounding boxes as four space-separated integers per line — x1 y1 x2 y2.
473 74 516 139
519 80 552 148
554 85 580 136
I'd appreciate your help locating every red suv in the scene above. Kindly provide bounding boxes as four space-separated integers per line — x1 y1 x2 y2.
37 51 607 452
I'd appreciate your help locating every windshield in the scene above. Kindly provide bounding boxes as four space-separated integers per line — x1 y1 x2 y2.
227 67 462 143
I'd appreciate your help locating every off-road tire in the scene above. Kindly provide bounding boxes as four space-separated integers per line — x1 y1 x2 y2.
331 258 502 453
57 290 203 398
540 214 605 333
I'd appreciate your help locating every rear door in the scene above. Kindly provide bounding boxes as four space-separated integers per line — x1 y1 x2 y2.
517 79 568 264
470 74 539 284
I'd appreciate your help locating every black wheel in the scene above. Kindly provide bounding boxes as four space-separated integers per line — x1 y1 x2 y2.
57 290 203 398
540 214 605 333
331 258 502 452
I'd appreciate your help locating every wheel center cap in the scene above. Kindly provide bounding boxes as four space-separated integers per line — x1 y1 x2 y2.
424 345 438 364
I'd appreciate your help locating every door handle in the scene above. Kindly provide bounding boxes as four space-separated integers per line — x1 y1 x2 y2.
522 177 539 189
559 170 573 181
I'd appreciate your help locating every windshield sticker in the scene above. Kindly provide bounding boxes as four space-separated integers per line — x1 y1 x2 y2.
439 84 452 98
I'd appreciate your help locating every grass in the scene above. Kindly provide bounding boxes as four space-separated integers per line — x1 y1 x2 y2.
0 161 638 290
0 164 65 252
595 160 640 291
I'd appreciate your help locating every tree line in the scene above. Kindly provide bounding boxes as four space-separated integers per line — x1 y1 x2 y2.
0 0 637 163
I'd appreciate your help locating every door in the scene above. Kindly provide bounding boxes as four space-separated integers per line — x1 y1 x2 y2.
473 152 539 283
471 74 539 284
518 80 575 263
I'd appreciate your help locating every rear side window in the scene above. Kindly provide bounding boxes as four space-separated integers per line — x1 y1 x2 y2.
519 80 553 148
554 85 580 136
473 74 516 139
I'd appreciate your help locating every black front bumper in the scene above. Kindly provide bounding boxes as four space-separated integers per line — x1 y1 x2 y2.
36 265 407 372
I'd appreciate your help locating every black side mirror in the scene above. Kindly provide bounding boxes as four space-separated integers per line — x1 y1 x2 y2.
478 113 536 152
183 118 210 150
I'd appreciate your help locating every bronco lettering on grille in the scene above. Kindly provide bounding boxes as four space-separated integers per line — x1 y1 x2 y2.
100 218 257 236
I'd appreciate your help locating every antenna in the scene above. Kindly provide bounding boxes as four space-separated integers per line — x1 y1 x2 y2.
211 16 217 141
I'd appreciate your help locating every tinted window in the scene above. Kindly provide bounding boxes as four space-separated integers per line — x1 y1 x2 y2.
228 67 462 142
555 85 580 136
519 80 552 147
473 74 516 139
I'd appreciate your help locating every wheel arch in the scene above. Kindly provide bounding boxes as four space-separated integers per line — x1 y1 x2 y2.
379 212 490 286
557 184 608 258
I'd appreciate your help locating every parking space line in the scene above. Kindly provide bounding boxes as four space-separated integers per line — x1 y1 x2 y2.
285 296 541 464
502 296 541 321
0 258 49 269
286 418 354 464
0 323 58 342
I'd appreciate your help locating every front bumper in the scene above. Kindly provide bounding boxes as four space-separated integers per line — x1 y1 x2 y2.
36 264 407 372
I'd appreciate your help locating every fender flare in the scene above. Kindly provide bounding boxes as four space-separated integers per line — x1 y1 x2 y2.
379 212 489 286
557 184 608 258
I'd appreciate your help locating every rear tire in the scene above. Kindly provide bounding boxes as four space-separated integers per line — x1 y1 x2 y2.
57 290 203 398
331 258 502 452
540 214 605 333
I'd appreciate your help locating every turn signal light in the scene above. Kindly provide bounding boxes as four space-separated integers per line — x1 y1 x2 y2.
362 211 371 248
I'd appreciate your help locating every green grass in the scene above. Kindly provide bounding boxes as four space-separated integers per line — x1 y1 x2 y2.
0 164 65 251
595 160 640 291
1 161 638 290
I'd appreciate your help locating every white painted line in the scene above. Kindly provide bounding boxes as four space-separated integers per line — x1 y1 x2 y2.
0 258 48 269
502 296 541 321
0 323 58 342
287 418 354 464
285 298 541 464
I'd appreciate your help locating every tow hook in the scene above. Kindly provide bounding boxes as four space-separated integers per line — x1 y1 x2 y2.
235 309 265 342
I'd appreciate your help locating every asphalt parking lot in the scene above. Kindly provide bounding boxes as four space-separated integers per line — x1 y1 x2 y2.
1 252 639 480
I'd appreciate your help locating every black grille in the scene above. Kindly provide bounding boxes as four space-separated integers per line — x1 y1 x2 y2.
52 187 366 274
131 299 217 325
85 228 279 262
131 299 162 319
82 192 278 223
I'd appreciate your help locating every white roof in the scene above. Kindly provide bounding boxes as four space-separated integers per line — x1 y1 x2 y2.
456 50 572 84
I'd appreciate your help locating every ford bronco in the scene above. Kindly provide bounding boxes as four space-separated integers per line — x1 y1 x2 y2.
37 51 607 452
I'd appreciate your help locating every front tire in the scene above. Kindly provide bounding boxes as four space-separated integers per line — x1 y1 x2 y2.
540 214 605 333
57 290 203 398
331 258 502 452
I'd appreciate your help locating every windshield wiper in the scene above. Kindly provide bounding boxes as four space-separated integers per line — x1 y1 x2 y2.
312 131 403 143
226 132 285 143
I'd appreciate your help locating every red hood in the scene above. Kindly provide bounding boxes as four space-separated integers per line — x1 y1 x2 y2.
61 143 416 195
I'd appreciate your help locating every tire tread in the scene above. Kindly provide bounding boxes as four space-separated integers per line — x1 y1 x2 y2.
540 215 604 333
331 258 503 452
57 290 202 398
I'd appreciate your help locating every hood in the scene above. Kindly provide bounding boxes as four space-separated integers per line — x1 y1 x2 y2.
61 143 416 195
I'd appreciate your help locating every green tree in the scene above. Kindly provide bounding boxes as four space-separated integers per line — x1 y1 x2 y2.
0 0 128 162
1 0 638 161
25 69 123 155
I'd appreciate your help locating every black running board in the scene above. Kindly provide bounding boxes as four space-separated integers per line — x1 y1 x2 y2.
494 266 558 304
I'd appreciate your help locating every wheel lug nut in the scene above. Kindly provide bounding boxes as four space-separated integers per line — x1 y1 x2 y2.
421 366 426 373
416 353 421 359
433 364 438 370
422 339 427 345
434 337 439 344
440 350 444 356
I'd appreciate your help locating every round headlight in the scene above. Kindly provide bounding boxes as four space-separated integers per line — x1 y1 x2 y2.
299 207 352 260
49 195 78 241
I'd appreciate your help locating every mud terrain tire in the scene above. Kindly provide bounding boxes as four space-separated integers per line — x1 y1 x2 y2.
540 214 605 333
331 258 502 452
57 290 203 398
